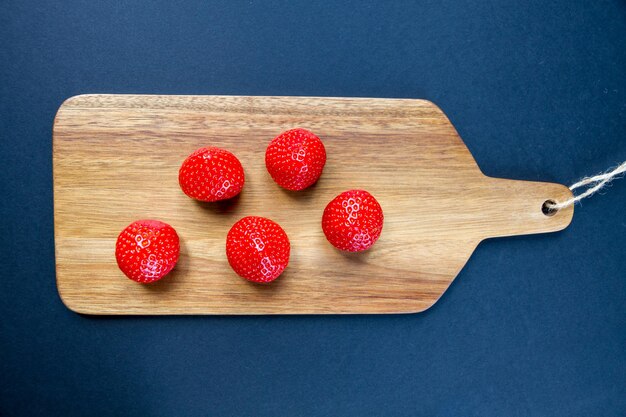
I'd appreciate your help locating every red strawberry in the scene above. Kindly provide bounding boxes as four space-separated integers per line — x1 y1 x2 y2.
115 220 180 283
265 128 326 191
322 190 384 252
179 147 244 202
226 216 290 283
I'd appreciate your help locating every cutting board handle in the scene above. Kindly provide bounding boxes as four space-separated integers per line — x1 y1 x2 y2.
477 177 574 240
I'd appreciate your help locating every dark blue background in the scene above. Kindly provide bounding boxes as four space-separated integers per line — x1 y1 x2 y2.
1 1 625 415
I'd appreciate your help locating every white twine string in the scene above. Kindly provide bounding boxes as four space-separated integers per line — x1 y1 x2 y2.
547 161 626 210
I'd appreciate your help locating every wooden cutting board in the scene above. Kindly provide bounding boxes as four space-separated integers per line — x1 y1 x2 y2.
53 94 573 315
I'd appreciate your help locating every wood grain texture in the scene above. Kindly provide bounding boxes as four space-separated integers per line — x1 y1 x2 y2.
53 94 574 315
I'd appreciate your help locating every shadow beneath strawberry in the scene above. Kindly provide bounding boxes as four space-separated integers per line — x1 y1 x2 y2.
337 247 374 264
242 272 287 293
193 193 241 214
142 275 176 293
278 179 321 202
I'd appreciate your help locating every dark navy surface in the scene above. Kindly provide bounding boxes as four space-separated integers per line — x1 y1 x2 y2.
1 1 625 415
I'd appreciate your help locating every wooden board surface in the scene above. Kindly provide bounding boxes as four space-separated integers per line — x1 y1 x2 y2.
53 94 574 314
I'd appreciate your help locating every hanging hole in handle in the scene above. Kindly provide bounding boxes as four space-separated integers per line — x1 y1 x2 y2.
542 200 558 217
